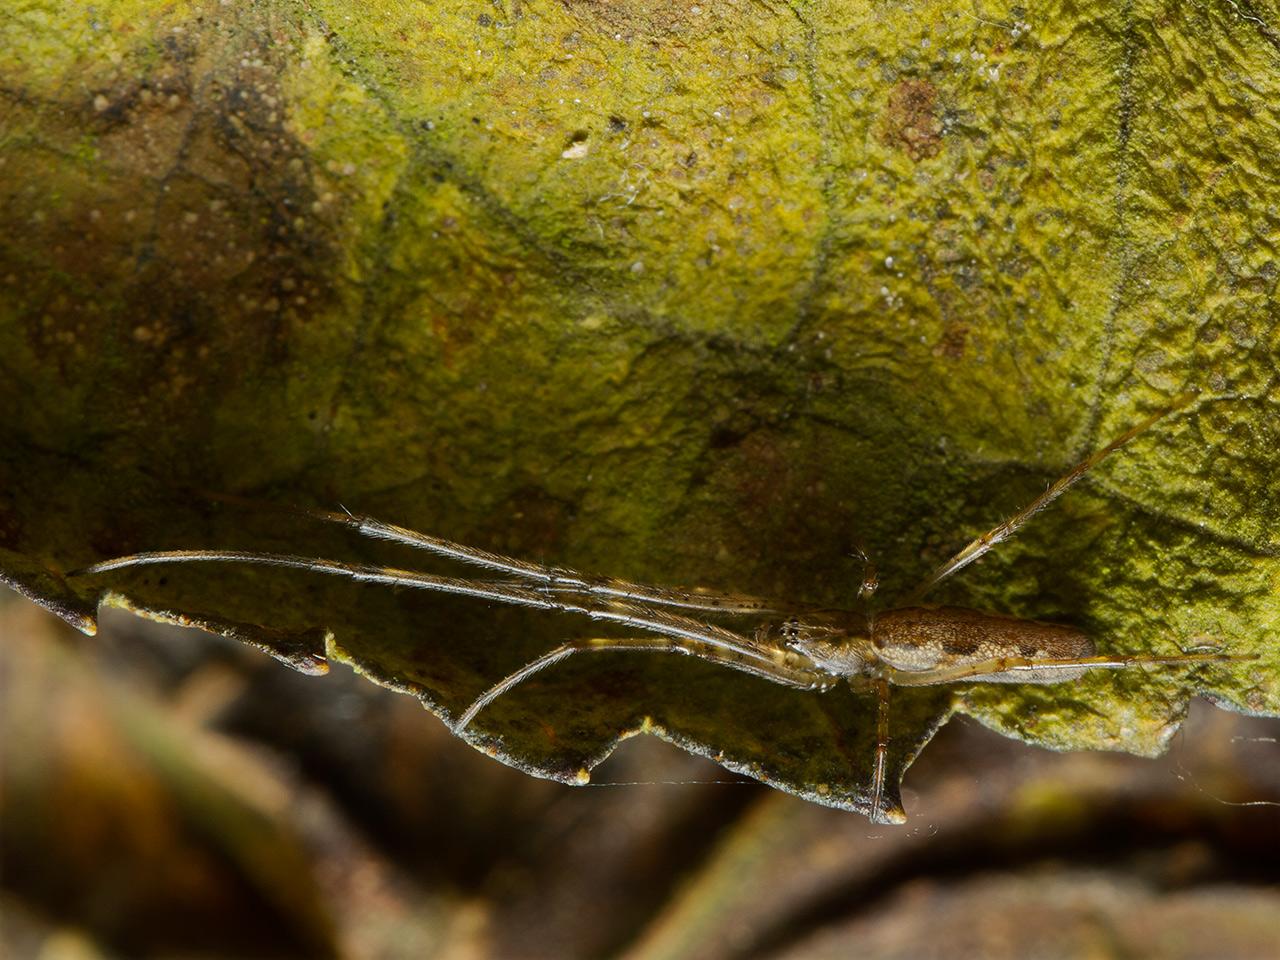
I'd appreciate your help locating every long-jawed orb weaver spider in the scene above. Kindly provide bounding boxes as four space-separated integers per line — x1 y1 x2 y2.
72 394 1242 822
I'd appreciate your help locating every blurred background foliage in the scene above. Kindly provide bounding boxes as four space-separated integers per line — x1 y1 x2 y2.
2 595 1277 959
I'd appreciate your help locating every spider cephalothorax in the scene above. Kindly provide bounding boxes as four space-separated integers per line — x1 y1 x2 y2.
763 610 875 678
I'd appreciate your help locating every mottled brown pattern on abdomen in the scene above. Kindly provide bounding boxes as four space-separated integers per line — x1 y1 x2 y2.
872 606 1094 673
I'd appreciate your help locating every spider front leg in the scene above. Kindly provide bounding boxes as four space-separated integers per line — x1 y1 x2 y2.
455 636 832 733
281 499 786 615
72 550 788 664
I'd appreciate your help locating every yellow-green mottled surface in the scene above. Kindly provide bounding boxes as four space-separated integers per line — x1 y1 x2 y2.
1 0 1277 820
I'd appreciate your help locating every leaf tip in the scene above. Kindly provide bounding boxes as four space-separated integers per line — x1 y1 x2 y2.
0 553 100 635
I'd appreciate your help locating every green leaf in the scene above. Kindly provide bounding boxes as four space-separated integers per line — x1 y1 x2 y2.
2 0 1276 822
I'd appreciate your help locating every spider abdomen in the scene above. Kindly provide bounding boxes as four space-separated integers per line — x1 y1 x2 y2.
872 605 1095 683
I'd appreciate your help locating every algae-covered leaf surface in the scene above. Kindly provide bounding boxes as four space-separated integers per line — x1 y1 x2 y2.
1 0 1277 821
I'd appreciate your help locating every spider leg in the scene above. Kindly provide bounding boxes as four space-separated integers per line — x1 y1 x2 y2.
882 649 1242 687
70 550 778 661
908 393 1196 602
455 635 832 732
535 578 785 616
870 677 891 823
209 494 784 615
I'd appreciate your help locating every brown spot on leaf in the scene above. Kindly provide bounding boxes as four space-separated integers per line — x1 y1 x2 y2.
880 79 943 161
934 321 969 360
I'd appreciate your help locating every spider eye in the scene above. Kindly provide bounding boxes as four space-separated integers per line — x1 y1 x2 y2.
779 620 805 647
